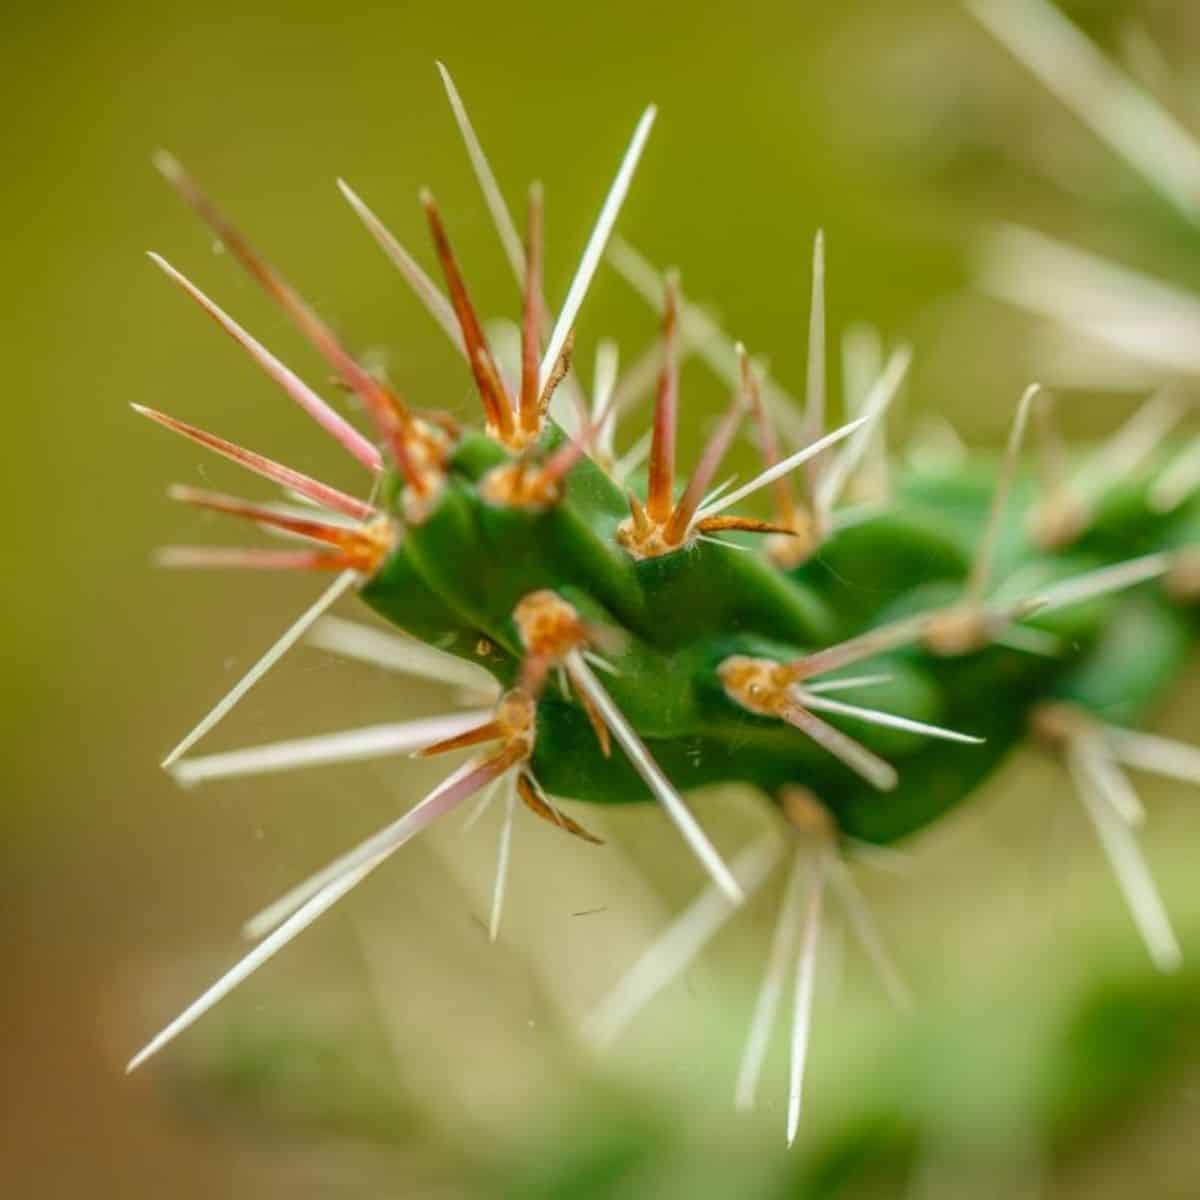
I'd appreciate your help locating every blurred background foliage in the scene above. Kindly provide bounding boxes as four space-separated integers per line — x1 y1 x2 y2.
6 0 1200 1194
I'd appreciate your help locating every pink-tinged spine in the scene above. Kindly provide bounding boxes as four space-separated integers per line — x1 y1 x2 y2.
148 253 382 473
155 546 356 571
131 404 375 521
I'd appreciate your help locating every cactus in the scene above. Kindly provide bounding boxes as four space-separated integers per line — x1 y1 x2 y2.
128 64 1200 1141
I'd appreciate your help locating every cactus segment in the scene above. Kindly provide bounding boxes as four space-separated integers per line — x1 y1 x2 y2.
131 79 1200 1126
143 153 1200 850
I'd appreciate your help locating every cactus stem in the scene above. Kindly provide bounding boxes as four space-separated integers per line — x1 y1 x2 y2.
132 405 375 521
159 569 359 769
140 74 1200 1112
126 753 516 1072
147 253 383 473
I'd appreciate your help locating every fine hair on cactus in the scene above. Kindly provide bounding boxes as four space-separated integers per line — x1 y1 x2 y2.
128 56 1200 1150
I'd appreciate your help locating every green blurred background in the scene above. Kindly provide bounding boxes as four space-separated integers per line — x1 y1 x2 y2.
7 0 1200 1194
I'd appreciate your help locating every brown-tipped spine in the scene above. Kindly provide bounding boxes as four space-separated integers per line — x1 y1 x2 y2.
167 484 390 571
421 189 514 441
645 273 679 524
517 774 604 844
519 183 544 436
132 404 375 521
663 362 748 545
416 719 504 758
